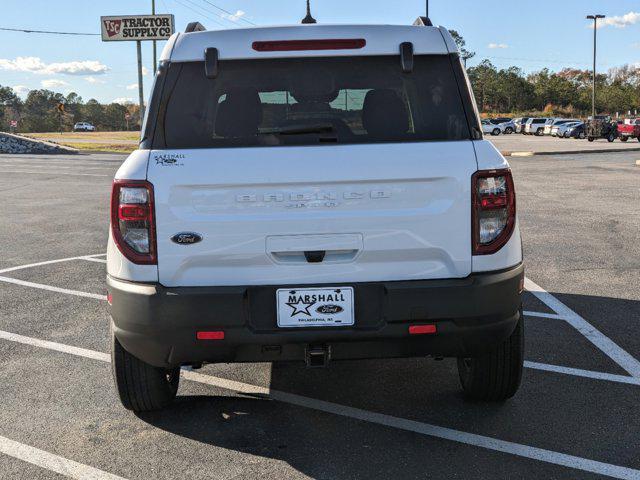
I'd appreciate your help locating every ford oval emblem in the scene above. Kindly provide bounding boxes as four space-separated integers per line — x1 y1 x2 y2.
171 232 203 245
316 304 343 315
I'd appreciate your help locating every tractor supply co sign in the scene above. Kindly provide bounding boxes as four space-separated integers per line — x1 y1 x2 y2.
101 15 174 42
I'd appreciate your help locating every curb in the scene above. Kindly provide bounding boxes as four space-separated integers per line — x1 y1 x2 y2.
502 147 640 157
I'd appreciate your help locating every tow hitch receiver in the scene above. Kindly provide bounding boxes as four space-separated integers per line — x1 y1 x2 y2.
305 345 331 368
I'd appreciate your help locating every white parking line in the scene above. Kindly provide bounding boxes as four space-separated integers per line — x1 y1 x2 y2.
81 257 107 264
524 361 640 386
0 434 126 480
1 329 638 480
0 276 105 301
0 254 106 275
525 278 640 379
524 310 565 320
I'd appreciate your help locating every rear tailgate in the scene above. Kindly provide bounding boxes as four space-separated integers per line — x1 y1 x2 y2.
148 142 477 287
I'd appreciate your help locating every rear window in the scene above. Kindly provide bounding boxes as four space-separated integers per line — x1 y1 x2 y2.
156 55 472 149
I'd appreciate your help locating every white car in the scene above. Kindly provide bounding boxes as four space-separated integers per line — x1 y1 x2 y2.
544 118 579 136
482 118 515 135
481 119 503 135
107 19 524 412
555 121 582 138
73 122 96 132
524 118 550 135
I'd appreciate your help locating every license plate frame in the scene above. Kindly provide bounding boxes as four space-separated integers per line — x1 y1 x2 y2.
276 287 354 328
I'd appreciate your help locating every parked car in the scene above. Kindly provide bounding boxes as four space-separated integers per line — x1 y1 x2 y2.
544 118 580 136
556 122 583 138
107 20 524 412
73 122 96 132
513 117 529 133
481 119 503 135
566 122 586 139
616 118 640 142
492 118 516 134
586 116 617 142
524 118 549 135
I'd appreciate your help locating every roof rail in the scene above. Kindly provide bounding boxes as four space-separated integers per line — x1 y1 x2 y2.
185 22 206 33
413 16 433 27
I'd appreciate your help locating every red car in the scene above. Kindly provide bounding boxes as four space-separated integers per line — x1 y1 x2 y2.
617 119 640 142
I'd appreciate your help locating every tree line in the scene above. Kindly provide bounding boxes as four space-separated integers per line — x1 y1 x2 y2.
3 48 640 133
0 86 142 133
448 30 640 117
467 61 640 117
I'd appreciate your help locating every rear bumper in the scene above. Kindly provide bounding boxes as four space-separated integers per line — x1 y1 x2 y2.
108 264 524 368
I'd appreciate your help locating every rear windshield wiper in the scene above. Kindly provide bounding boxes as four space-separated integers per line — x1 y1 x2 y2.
259 124 335 136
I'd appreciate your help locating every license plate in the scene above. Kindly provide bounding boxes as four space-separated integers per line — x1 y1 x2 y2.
276 287 354 328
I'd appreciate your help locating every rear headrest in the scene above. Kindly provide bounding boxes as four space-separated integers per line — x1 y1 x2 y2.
362 89 409 138
215 88 263 138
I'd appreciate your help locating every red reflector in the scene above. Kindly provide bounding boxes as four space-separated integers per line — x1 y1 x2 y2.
252 38 366 52
197 331 225 340
409 324 437 335
107 293 112 305
480 195 508 209
118 204 149 221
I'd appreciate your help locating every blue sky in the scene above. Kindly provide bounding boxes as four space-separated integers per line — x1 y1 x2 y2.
1 0 639 104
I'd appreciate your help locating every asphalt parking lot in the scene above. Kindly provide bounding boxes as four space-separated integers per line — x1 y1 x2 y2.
0 151 639 480
490 133 640 155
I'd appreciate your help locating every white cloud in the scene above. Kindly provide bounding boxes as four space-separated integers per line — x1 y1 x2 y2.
488 43 509 49
41 79 69 89
12 85 30 97
221 10 245 22
126 83 138 90
84 76 105 84
0 56 108 75
112 97 136 105
593 12 640 29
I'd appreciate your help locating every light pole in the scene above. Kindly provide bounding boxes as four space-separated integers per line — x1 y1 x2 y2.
426 0 429 18
586 14 605 118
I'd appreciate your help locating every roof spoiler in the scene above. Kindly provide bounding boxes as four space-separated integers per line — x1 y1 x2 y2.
413 16 433 26
185 22 206 33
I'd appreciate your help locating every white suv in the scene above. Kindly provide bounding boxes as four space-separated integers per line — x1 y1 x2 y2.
73 122 96 132
524 118 549 135
107 20 524 412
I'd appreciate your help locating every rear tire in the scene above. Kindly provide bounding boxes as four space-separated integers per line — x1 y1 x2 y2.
505 127 513 134
588 137 595 142
111 328 180 412
620 136 628 142
492 128 501 136
457 308 524 401
536 128 544 136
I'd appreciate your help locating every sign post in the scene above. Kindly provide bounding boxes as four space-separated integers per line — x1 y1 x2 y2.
136 41 145 122
101 14 174 128
152 0 157 73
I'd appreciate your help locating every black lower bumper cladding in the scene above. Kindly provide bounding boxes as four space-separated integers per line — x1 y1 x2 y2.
108 264 524 368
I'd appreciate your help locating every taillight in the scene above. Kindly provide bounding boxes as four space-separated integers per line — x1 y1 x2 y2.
472 169 516 255
110 180 156 265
